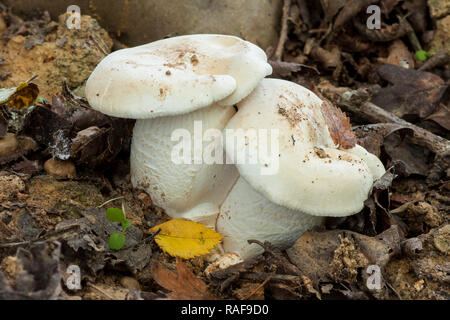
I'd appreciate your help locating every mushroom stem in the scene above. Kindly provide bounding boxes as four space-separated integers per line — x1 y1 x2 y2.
130 104 239 227
216 176 324 259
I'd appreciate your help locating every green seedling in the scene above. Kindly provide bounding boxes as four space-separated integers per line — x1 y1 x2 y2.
414 49 438 62
105 204 131 250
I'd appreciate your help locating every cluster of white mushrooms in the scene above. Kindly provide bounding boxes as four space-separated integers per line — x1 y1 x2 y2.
85 35 385 260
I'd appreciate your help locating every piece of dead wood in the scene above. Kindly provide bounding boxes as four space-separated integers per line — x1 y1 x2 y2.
336 87 450 158
311 45 343 80
336 87 450 181
0 225 80 248
247 240 304 276
354 122 408 157
273 0 291 61
418 51 450 71
240 272 301 284
209 255 264 292
402 17 423 52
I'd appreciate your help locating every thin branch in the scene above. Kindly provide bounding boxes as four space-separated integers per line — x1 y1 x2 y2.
273 0 291 61
241 272 275 300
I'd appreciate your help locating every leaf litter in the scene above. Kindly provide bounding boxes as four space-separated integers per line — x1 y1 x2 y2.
0 0 449 300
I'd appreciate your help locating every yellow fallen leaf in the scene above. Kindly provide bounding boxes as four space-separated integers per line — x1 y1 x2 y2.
151 219 223 259
0 82 39 109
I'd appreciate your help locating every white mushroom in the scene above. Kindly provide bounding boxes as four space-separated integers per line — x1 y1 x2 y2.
85 34 272 226
216 78 385 259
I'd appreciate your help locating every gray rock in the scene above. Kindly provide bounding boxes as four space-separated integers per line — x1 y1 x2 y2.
5 0 282 49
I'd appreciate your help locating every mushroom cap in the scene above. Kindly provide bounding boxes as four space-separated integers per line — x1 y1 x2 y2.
224 78 385 217
85 34 272 119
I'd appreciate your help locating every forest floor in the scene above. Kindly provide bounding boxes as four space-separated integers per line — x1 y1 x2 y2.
0 0 448 300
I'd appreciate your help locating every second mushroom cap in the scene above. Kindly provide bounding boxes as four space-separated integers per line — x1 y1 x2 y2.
224 78 385 217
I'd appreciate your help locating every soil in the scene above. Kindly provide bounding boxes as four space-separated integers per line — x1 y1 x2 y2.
0 1 448 300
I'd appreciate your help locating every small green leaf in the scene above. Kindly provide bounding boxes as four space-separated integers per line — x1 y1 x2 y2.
37 97 46 104
122 219 131 232
415 50 428 62
108 233 125 250
106 207 126 223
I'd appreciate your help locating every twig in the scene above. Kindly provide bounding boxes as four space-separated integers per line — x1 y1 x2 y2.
142 228 161 243
419 51 450 71
0 225 79 248
296 0 310 28
209 255 264 292
87 283 116 300
240 272 301 284
89 34 108 56
402 17 422 52
269 60 320 77
308 28 329 34
385 281 402 300
273 0 291 61
241 272 275 300
319 22 333 46
62 81 91 109
97 196 125 208
338 88 450 157
26 74 38 83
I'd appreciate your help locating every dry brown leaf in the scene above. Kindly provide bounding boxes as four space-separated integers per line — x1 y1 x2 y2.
321 100 356 149
152 258 216 300
377 40 415 69
372 64 447 119
426 104 450 131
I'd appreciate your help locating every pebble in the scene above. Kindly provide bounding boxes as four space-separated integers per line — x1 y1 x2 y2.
44 158 76 179
0 133 19 157
120 276 141 290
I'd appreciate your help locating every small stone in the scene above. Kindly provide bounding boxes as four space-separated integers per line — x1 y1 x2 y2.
0 133 19 157
120 276 141 290
44 158 76 179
